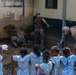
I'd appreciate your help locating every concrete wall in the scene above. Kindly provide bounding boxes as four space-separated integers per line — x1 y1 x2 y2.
66 0 76 21
34 0 63 19
0 0 33 38
34 0 76 21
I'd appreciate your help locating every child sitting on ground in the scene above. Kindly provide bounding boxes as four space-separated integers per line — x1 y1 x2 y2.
60 47 76 75
35 50 52 75
50 46 61 75
12 47 30 75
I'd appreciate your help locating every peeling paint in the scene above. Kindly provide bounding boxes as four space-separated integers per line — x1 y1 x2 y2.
0 0 33 38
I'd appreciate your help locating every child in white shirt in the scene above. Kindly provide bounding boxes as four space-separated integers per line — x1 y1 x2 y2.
50 46 61 75
0 46 3 75
12 47 30 75
35 50 52 75
60 47 76 75
0 44 8 75
29 44 42 75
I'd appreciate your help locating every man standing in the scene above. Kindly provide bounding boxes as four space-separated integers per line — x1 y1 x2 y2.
34 12 50 50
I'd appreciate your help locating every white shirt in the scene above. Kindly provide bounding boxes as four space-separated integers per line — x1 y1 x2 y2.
0 54 3 75
39 61 52 75
60 55 76 75
29 52 42 75
51 55 61 75
13 55 30 75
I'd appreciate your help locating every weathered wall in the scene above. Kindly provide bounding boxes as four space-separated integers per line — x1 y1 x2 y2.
66 0 76 21
0 0 33 38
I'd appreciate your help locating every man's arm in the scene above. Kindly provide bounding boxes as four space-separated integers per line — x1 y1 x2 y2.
42 18 50 28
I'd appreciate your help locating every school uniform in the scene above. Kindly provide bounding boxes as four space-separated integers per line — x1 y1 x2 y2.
13 55 30 75
60 55 76 75
51 55 61 75
29 52 42 75
39 61 52 75
0 54 3 75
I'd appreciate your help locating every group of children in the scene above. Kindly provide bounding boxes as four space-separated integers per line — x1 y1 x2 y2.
12 44 76 75
0 44 76 75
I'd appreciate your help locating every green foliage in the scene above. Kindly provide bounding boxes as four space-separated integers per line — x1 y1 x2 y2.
3 24 16 34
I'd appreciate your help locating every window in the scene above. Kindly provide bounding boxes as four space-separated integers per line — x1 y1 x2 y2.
45 0 58 9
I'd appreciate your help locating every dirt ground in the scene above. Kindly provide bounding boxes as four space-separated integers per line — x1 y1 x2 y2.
0 40 32 66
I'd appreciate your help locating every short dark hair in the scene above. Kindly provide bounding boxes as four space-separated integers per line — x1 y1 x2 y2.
19 48 28 57
51 46 59 53
33 44 41 57
43 50 50 63
62 47 71 57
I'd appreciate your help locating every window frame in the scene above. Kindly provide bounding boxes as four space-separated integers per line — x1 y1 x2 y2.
45 0 58 9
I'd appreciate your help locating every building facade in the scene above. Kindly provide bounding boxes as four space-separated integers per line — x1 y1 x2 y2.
34 0 76 21
33 0 76 43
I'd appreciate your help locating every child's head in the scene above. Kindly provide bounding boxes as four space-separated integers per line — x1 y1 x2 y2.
62 47 71 57
50 46 59 56
33 44 41 57
19 47 28 57
43 50 50 63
